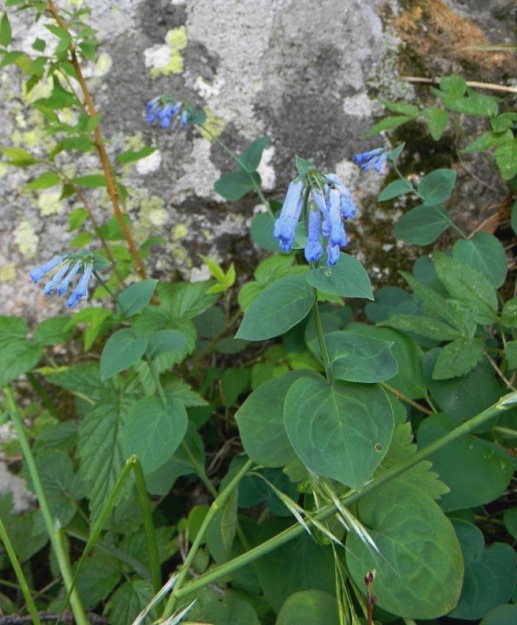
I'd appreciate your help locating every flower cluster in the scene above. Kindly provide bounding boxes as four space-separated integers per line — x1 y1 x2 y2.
273 173 356 266
353 148 388 174
29 255 94 309
146 97 188 128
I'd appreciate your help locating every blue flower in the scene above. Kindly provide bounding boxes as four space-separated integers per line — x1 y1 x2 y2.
274 173 356 266
66 264 94 309
353 148 388 174
29 255 65 284
146 97 182 128
29 255 94 309
273 180 304 251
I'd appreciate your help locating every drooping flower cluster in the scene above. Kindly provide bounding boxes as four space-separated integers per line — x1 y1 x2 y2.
146 96 188 128
273 173 357 266
353 148 388 174
29 255 94 309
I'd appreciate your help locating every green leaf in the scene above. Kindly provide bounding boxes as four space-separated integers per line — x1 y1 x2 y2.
295 155 317 176
236 274 315 341
34 316 74 346
188 589 260 625
380 100 419 116
72 174 107 188
0 50 24 69
206 485 238 564
481 605 517 625
433 338 485 379
380 313 462 340
347 324 427 399
100 329 148 380
512 200 517 236
276 590 339 625
159 281 219 319
146 330 187 358
284 377 394 489
417 168 456 206
453 232 507 288
504 508 517 540
494 138 517 180
0 316 41 387
68 207 90 231
433 251 498 324
238 135 269 173
417 414 514 511
236 370 319 467
123 396 187 475
305 254 373 299
118 279 158 317
378 178 413 201
501 298 517 328
0 13 11 48
249 211 278 251
394 204 451 245
104 580 154 625
422 107 449 140
77 394 134 521
439 75 467 97
463 129 513 153
214 170 260 201
366 115 414 137
320 331 398 383
504 340 517 370
376 422 449 499
448 521 516 620
346 481 463 619
0 146 39 167
117 146 156 164
25 171 61 189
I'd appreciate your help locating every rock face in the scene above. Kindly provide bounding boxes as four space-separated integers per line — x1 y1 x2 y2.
0 0 515 319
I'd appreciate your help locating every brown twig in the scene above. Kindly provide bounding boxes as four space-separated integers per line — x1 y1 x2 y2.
45 0 147 280
401 75 517 94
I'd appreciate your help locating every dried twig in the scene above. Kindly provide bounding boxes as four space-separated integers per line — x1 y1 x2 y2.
401 75 517 94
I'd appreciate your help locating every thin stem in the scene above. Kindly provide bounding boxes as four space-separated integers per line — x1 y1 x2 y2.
5 386 88 625
401 75 517 95
312 297 333 384
201 127 272 212
0 517 42 625
45 0 147 280
170 390 517 602
380 382 434 415
162 458 255 619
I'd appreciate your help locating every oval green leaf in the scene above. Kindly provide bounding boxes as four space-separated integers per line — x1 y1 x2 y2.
305 254 373 299
100 329 148 380
118 279 159 317
453 232 507 288
276 590 339 625
394 204 451 245
284 377 394 489
236 274 315 341
346 481 463 619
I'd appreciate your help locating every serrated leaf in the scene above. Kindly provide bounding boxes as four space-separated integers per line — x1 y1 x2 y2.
433 252 498 324
501 298 517 328
423 107 449 140
0 316 41 386
494 139 517 180
453 232 507 288
77 394 135 521
104 580 154 625
433 338 485 379
463 129 513 153
380 313 461 340
123 396 187 475
375 422 449 499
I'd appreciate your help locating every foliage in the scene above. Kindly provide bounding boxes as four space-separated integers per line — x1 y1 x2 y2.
0 3 516 625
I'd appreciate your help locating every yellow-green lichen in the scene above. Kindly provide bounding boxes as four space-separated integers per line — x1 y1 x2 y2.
131 194 167 243
14 219 39 257
0 163 8 177
200 107 227 140
125 133 147 152
0 263 16 282
38 191 63 216
148 27 188 78
94 52 112 77
172 223 188 240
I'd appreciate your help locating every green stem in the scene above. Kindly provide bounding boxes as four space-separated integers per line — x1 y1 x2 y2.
202 128 271 212
0 517 41 625
312 298 333 384
4 386 88 625
133 458 162 595
162 457 255 619
170 390 517 602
